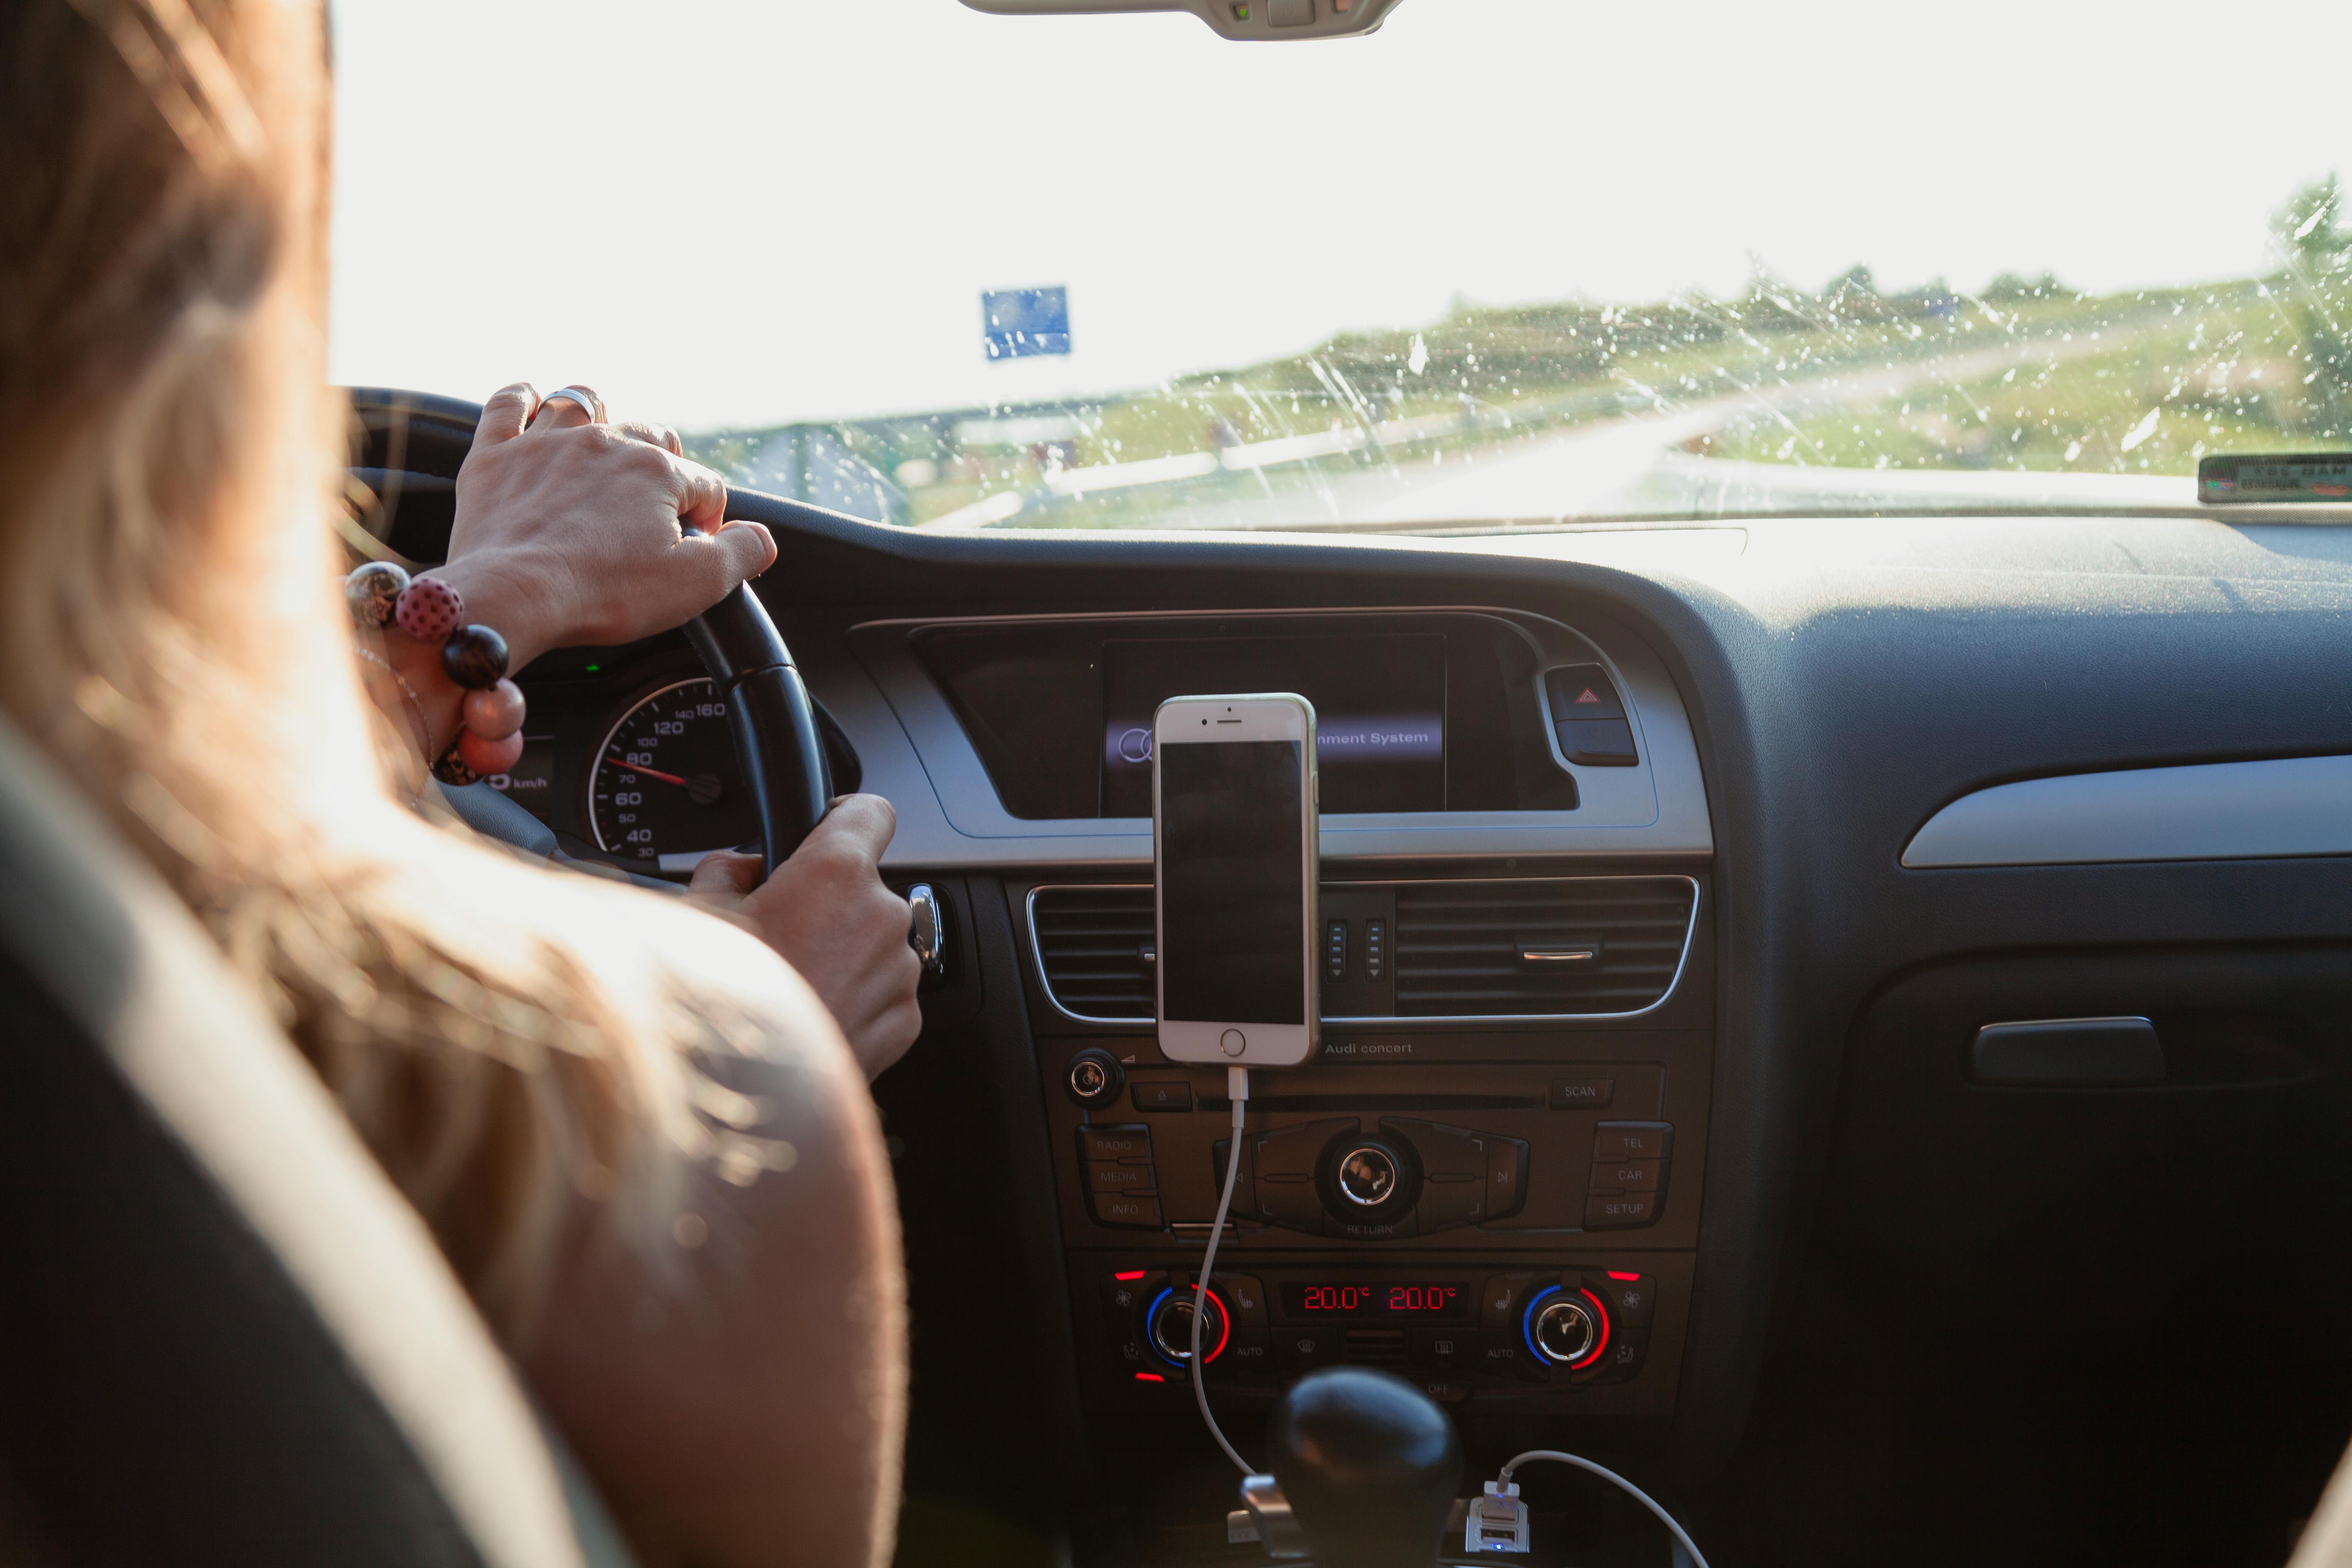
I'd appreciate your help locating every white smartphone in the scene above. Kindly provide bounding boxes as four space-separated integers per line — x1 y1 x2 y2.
1153 693 1320 1067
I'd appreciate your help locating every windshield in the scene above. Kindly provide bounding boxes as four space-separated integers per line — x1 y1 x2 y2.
328 0 2352 533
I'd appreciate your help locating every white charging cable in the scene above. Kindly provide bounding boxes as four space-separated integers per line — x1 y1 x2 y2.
1191 1065 1253 1474
1469 1450 1710 1568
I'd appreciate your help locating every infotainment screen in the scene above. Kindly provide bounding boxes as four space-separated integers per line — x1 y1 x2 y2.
1101 634 1446 815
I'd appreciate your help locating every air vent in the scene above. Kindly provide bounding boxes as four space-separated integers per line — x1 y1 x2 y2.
1393 877 1696 1018
1029 885 1155 1023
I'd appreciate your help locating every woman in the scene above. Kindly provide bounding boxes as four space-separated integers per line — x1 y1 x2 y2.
0 1 918 1563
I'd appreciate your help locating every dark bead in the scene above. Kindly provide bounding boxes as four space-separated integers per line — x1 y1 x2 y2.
432 744 481 786
441 624 510 690
344 560 410 628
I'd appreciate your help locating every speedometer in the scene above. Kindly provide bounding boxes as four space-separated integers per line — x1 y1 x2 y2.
588 678 758 873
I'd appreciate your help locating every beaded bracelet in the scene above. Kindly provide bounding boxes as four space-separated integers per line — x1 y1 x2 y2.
345 561 528 786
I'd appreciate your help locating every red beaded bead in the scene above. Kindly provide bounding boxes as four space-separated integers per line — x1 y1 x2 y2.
455 726 526 779
462 679 527 740
394 576 465 642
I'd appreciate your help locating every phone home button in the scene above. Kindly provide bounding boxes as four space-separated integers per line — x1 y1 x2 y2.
1220 1029 1247 1057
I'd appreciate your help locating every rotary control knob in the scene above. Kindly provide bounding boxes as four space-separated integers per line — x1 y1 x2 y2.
1318 1132 1420 1227
1526 1287 1608 1367
1147 1286 1231 1366
1335 1144 1400 1208
1064 1047 1124 1108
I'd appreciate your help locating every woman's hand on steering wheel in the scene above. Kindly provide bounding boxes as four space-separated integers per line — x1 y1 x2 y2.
433 382 778 668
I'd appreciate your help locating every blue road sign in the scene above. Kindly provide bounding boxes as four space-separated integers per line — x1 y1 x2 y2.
982 286 1070 359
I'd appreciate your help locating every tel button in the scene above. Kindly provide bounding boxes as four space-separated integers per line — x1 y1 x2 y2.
1594 1122 1672 1162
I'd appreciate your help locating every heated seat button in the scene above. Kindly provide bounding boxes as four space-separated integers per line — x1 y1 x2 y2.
1594 1122 1672 1162
1585 1191 1659 1228
1587 1159 1662 1193
1545 665 1626 720
1558 719 1638 766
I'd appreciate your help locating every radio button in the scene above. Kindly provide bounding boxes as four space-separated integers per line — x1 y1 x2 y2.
1588 1159 1662 1193
1081 1125 1153 1163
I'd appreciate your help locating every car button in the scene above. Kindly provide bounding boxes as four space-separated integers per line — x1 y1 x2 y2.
1587 1159 1663 1193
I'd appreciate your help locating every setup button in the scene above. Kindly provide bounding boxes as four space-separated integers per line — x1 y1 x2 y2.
1221 1029 1247 1057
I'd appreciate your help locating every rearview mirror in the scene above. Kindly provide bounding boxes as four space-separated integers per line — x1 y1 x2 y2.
958 0 1400 41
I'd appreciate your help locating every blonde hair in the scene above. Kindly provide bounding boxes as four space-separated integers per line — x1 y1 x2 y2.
0 0 727 1338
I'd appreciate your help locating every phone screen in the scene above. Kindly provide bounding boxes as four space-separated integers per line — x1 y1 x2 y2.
1158 739 1306 1026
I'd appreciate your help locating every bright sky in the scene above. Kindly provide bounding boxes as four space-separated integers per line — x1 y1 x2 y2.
326 0 2350 432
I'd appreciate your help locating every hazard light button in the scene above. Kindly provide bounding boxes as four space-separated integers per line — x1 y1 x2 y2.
1545 665 1625 721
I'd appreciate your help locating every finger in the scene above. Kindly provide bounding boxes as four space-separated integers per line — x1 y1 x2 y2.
794 793 897 867
709 518 778 585
616 419 684 457
685 848 763 902
668 454 732 534
474 382 540 449
530 384 602 431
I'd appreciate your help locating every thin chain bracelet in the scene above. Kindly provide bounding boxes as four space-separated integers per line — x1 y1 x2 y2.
352 642 433 765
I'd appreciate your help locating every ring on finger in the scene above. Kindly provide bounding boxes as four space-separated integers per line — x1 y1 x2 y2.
540 385 604 425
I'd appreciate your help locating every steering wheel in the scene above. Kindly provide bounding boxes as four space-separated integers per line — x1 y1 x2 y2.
682 584 831 872
344 388 829 873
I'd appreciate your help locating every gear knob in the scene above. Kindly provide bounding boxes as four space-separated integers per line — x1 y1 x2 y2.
1266 1366 1462 1568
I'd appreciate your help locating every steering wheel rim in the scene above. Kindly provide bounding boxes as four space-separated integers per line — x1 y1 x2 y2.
681 584 832 873
341 387 830 874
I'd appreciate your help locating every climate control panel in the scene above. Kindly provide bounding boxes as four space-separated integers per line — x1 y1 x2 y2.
1098 1265 1659 1406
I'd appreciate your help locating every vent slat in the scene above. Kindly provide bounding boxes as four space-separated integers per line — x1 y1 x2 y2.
1393 876 1694 1018
1029 877 1694 1022
1032 885 1157 1021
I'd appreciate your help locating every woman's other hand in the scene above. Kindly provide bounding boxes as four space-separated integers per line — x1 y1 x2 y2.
686 795 924 1081
436 382 779 668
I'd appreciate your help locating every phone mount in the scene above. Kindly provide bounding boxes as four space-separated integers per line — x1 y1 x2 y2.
958 0 1401 43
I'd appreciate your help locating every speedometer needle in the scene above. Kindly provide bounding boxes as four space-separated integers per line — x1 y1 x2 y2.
616 762 691 787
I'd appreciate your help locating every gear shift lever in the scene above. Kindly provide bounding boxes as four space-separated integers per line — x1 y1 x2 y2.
1264 1366 1462 1568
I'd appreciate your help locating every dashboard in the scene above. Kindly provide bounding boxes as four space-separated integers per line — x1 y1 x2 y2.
354 400 2352 1567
